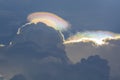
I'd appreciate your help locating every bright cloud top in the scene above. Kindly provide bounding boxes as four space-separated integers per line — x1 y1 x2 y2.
64 31 120 46
27 12 70 31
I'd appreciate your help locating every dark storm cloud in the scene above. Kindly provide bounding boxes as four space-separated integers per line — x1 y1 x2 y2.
0 24 110 80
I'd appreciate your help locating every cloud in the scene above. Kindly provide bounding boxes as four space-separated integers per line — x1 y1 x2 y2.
0 23 71 79
64 31 120 46
65 40 120 79
0 24 110 80
27 12 70 31
0 1 120 80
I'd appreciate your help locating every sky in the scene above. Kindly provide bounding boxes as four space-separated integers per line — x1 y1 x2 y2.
0 0 120 80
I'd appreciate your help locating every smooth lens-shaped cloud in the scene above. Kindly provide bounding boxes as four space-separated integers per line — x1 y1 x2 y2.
64 31 120 46
27 12 70 31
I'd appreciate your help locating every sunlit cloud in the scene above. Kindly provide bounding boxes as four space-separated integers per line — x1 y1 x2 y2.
16 12 71 42
1 12 120 47
27 12 70 31
64 31 120 46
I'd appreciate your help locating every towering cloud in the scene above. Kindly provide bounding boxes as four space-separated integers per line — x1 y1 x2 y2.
0 23 70 79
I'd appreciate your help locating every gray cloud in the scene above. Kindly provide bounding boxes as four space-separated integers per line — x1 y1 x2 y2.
0 0 120 80
65 40 120 80
0 23 69 79
0 24 110 80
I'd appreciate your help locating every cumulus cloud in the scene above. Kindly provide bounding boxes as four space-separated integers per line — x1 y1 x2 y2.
0 24 110 80
0 23 69 79
65 40 120 80
0 1 120 80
